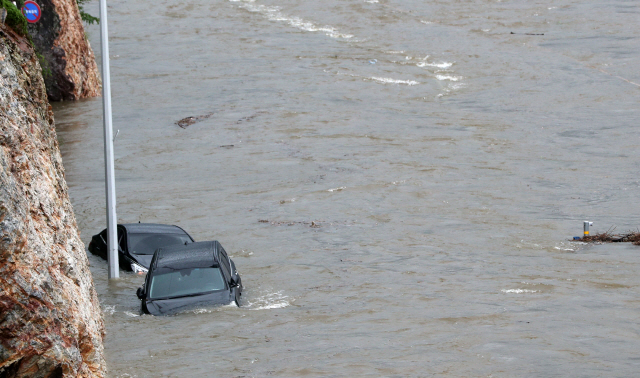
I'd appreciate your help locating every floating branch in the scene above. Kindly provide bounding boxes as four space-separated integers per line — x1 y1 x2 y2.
578 226 640 245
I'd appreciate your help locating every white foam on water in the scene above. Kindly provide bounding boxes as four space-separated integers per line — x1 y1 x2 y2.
501 289 538 294
231 0 354 39
255 302 289 310
181 302 238 315
417 61 453 69
191 308 212 314
103 305 116 315
364 0 379 3
448 83 466 90
436 74 462 81
554 242 578 252
124 311 140 317
369 77 420 86
328 186 346 192
247 290 290 310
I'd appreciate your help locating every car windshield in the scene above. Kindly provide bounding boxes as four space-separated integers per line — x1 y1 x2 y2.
128 233 191 255
149 267 226 299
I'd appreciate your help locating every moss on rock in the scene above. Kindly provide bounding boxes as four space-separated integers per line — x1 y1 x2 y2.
1 0 28 37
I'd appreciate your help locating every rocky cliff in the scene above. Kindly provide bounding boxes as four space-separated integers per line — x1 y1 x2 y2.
0 23 106 378
26 0 101 101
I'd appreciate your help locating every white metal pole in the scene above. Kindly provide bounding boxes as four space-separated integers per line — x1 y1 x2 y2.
99 0 119 279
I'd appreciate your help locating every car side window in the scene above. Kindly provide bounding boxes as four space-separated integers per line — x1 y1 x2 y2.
118 228 126 251
99 229 108 243
99 229 124 252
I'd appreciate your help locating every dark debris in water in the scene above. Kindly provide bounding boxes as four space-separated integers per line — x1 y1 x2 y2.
258 219 321 227
177 110 267 128
576 227 640 245
257 219 348 228
176 112 215 128
236 111 267 124
510 32 545 36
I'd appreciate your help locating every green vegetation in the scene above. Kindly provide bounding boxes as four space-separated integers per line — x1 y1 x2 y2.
76 0 99 25
1 0 29 36
36 51 51 78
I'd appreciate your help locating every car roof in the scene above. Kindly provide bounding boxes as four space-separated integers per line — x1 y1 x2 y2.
153 241 222 271
121 223 187 235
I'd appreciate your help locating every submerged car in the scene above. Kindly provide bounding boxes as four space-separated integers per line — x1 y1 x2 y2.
88 223 194 273
136 241 242 316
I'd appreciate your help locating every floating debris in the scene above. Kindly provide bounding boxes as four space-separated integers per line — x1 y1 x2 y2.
176 112 215 128
575 227 640 245
236 111 267 124
258 219 315 227
510 32 545 36
258 219 357 228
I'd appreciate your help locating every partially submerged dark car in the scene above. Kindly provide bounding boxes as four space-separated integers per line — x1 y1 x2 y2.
88 223 194 273
136 241 242 316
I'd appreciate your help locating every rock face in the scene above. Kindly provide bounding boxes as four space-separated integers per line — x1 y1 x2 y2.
26 0 101 101
0 25 106 377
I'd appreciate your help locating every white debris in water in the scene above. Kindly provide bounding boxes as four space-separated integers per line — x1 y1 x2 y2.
328 186 346 192
124 311 140 317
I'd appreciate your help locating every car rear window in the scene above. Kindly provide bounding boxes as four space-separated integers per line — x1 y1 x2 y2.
149 267 226 299
128 233 192 255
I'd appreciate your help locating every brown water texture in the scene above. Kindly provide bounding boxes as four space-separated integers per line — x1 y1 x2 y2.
53 0 640 376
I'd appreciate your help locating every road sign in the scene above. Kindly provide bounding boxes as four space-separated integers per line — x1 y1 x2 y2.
21 1 41 23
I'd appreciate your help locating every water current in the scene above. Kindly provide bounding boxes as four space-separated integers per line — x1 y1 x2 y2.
52 0 640 376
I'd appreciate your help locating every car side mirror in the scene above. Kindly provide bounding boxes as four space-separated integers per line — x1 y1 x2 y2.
136 287 145 299
229 275 238 287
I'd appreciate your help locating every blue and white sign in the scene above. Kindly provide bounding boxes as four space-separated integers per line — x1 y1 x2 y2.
21 1 41 23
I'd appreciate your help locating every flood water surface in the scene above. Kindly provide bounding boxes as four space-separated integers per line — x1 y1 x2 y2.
53 0 640 376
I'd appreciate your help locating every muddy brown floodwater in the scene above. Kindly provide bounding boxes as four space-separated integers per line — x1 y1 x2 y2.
53 0 640 376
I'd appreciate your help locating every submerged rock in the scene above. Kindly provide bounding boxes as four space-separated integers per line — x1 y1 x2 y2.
0 25 106 377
